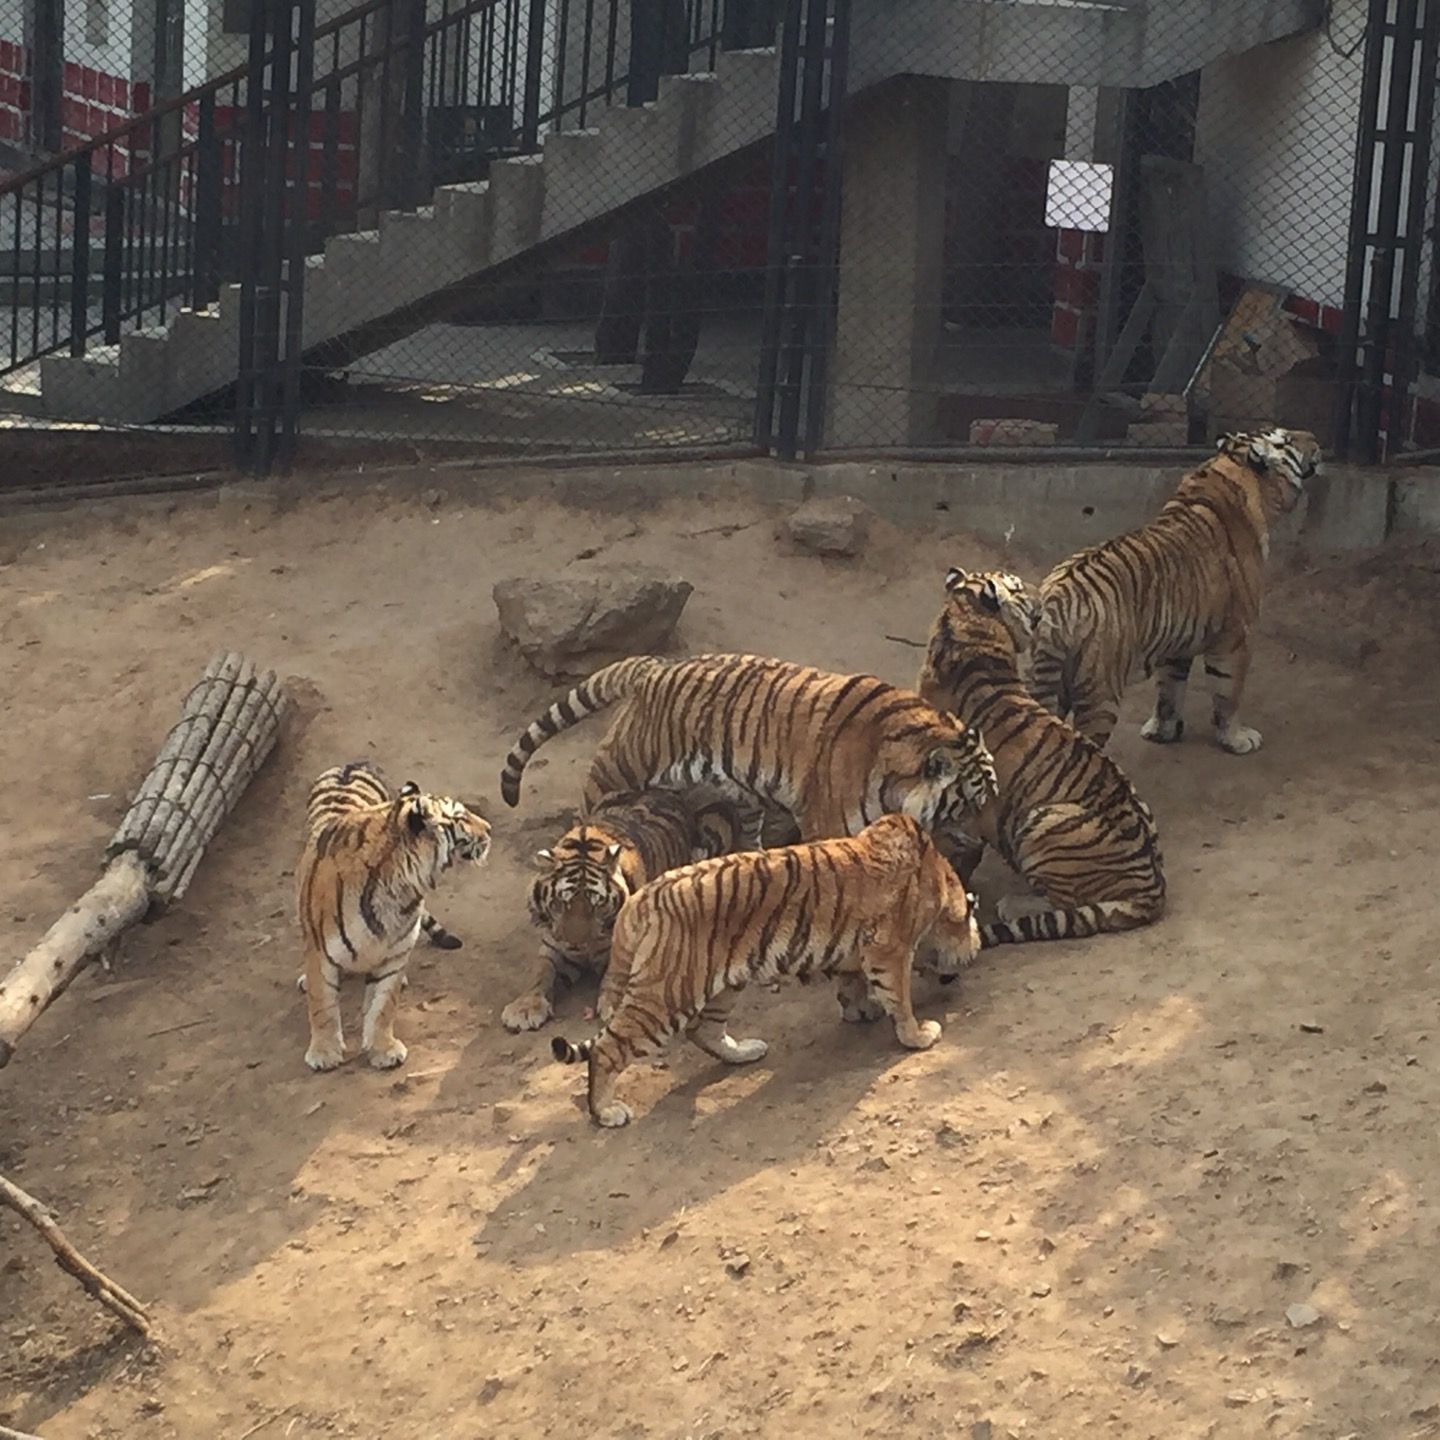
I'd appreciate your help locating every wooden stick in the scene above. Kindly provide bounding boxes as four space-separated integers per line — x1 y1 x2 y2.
0 1423 49 1440
0 1171 154 1338
0 852 151 1068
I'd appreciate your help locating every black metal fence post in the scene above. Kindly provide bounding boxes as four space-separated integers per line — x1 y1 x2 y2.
68 160 92 358
522 0 546 149
193 93 223 310
401 0 428 207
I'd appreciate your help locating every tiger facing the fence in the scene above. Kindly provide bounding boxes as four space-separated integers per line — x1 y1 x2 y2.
550 812 980 1127
502 789 750 1033
296 762 491 1072
499 653 999 842
918 569 1165 948
1029 426 1322 754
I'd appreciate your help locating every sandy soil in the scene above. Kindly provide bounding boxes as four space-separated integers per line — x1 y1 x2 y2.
1 476 1438 1440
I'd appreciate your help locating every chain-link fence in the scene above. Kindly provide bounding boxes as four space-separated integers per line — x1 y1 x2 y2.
1 0 1437 469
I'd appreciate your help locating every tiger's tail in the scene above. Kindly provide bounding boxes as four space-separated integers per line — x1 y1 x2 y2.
551 1034 594 1064
980 897 1162 948
500 655 663 807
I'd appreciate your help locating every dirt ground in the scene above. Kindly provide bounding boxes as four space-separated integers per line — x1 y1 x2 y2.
2 475 1439 1440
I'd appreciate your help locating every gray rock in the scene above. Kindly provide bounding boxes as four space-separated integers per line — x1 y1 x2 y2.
785 495 872 557
493 568 693 678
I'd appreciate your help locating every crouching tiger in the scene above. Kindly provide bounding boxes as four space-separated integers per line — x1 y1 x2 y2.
500 652 998 842
919 569 1165 948
1030 426 1322 754
502 788 751 1033
550 813 980 1128
296 762 491 1072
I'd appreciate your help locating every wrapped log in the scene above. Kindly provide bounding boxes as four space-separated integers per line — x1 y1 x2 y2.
0 653 287 1067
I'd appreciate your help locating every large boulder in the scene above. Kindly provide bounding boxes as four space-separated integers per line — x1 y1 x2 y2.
493 568 694 678
785 495 872 557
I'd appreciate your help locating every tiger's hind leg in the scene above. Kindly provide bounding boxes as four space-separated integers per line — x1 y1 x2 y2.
687 987 768 1064
1068 680 1120 750
1141 655 1193 744
303 949 347 1072
859 941 942 1051
361 961 411 1069
1205 636 1261 754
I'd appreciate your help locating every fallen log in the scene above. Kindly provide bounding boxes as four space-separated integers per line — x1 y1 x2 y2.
0 653 287 1067
0 1171 154 1338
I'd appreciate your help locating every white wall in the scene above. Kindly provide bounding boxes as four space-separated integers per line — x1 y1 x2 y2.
1193 0 1368 308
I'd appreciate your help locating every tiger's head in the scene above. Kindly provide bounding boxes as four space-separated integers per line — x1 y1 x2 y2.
528 824 633 959
394 783 492 880
1216 426 1323 517
942 567 1040 655
880 710 999 831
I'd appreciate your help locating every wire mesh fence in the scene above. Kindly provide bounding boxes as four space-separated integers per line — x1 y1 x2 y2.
0 0 1437 469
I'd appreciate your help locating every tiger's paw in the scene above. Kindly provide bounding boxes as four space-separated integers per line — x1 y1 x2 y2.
1217 724 1262 755
897 1018 943 1050
594 1101 634 1128
501 991 554 1033
426 927 464 951
840 996 885 1023
694 1031 768 1065
304 1042 346 1072
1140 714 1184 744
368 1039 408 1070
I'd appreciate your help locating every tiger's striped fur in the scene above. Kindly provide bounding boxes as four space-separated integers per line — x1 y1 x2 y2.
499 653 998 842
1029 427 1322 754
501 789 750 1033
550 813 980 1128
918 570 1165 948
296 762 491 1072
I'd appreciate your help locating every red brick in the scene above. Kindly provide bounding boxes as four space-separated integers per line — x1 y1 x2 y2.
1284 293 1320 326
97 71 116 106
133 82 150 110
63 61 82 94
82 65 99 100
1053 264 1099 308
1319 305 1343 336
1050 305 1080 348
1056 228 1086 263
61 96 87 130
116 77 129 108
0 73 19 106
0 109 16 140
0 41 19 73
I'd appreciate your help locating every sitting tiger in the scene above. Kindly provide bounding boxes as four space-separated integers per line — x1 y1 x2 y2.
1029 426 1322 754
918 569 1165 947
550 812 980 1128
502 788 750 1033
296 761 491 1072
499 652 998 842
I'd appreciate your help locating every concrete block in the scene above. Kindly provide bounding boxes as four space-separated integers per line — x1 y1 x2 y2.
489 155 545 262
1298 466 1390 553
1393 472 1440 537
539 129 606 240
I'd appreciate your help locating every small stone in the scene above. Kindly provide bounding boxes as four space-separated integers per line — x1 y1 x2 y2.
859 1156 890 1173
971 1422 994 1440
1364 1080 1388 1095
1299 1022 1324 1034
1125 1364 1151 1388
1285 1302 1321 1329
1156 1328 1181 1348
784 495 872 557
724 1253 751 1278
974 1230 991 1241
478 1377 503 1403
1209 1304 1247 1328
493 569 694 679
1031 1282 1051 1297
1224 1392 1253 1408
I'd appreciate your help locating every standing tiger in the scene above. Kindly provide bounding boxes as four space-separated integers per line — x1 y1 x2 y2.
918 569 1165 947
499 653 998 842
296 762 491 1072
1029 426 1322 753
550 812 980 1128
502 788 749 1033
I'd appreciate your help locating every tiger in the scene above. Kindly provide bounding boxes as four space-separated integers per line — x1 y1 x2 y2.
296 761 491 1072
549 812 980 1127
918 568 1166 948
1028 426 1322 754
499 652 999 843
501 788 751 1033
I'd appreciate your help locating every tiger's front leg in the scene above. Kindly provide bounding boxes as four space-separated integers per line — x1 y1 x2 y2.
1141 655 1194 744
501 954 562 1032
859 942 942 1050
361 963 411 1069
1205 636 1261 754
303 949 347 1072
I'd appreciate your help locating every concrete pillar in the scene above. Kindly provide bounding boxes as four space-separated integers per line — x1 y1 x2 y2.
828 75 948 449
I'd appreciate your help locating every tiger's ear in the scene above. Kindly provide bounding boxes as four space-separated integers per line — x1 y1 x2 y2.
922 746 959 781
944 566 967 593
533 847 554 868
979 578 1002 612
398 781 420 798
604 842 625 876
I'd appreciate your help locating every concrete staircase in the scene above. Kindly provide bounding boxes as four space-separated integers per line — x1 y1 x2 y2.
29 46 780 425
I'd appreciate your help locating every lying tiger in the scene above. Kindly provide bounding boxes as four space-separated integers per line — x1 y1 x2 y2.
918 569 1165 947
1030 426 1322 754
551 812 980 1128
500 652 998 842
296 762 491 1072
502 788 750 1033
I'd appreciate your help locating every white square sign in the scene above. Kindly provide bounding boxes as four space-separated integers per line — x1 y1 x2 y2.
1045 159 1114 233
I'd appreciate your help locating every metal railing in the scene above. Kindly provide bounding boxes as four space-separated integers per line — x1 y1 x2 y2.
0 0 736 382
